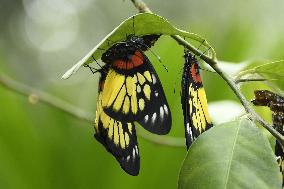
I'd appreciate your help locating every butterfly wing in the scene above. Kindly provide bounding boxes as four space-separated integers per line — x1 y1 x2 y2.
94 70 139 176
101 50 171 134
181 52 213 149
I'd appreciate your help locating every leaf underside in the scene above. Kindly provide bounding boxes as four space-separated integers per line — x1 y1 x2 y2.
178 117 282 189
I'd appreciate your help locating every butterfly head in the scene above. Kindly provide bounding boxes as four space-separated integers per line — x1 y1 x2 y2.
184 51 201 84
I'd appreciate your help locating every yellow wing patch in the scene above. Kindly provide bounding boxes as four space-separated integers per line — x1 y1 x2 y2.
101 68 154 122
95 94 132 148
188 84 212 132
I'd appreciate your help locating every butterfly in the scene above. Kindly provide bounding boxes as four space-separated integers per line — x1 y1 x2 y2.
100 34 171 134
181 50 213 149
93 34 171 175
252 90 284 186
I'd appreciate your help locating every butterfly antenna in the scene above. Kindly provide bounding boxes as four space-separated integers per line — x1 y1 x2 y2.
140 44 168 72
199 47 211 58
192 39 206 59
132 16 135 36
199 66 216 73
149 48 168 72
173 67 183 93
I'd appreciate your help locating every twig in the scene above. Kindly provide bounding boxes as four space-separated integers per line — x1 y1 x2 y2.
131 0 216 65
0 74 94 122
235 78 267 84
0 73 185 147
211 64 284 146
130 0 284 146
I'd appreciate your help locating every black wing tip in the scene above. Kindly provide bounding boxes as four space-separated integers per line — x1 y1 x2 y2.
185 136 194 150
184 122 214 150
94 132 140 176
137 112 172 135
120 161 140 176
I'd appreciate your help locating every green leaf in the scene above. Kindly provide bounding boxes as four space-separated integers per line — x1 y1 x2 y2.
237 60 284 91
178 117 281 189
62 13 215 79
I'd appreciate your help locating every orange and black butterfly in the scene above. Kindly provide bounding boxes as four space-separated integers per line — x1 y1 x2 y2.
181 50 213 149
93 34 171 175
252 90 284 186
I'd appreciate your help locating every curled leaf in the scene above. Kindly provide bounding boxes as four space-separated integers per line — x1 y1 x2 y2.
62 13 215 79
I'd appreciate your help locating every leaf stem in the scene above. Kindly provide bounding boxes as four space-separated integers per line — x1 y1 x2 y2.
0 73 185 147
235 78 268 84
130 0 284 147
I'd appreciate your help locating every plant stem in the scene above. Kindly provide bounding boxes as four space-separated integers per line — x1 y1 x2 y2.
211 64 284 146
235 78 267 84
0 73 185 147
130 0 284 146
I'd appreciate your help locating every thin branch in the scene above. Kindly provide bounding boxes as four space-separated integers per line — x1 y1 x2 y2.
235 78 268 84
0 73 185 147
211 64 284 146
131 0 217 65
130 0 284 146
0 74 94 122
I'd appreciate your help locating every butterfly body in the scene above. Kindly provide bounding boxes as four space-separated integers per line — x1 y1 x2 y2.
181 51 213 149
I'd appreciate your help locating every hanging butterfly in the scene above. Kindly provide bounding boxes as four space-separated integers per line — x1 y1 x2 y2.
181 50 213 149
100 34 171 134
94 65 139 175
92 34 171 176
252 90 284 187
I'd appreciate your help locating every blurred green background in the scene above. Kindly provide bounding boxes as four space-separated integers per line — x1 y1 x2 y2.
0 0 283 188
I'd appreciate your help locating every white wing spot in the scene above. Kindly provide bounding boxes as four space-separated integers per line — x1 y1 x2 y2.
163 104 168 115
160 106 164 120
186 123 190 134
144 115 149 122
135 145 139 154
137 85 141 93
155 91 159 97
152 113 157 123
152 74 157 84
126 155 130 162
186 123 193 139
132 149 136 159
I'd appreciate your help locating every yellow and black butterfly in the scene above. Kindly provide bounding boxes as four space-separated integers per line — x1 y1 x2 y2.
100 35 171 134
181 50 213 149
93 34 171 175
252 90 284 186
